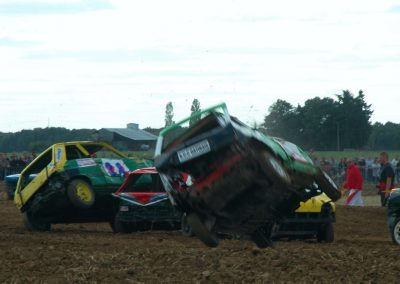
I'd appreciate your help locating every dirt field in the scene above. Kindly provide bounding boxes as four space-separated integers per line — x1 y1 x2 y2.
1 182 399 283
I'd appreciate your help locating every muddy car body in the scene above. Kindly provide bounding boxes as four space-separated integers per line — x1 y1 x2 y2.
111 167 181 233
387 188 400 245
14 141 152 231
155 103 340 247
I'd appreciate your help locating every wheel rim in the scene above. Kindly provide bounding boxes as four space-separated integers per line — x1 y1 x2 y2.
394 221 400 244
76 182 93 203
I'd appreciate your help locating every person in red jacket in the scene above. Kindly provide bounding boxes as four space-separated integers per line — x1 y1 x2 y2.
343 158 364 206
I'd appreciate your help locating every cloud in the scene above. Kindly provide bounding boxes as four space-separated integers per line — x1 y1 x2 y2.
0 0 112 15
1 0 400 132
0 37 38 47
388 5 400 13
24 49 186 62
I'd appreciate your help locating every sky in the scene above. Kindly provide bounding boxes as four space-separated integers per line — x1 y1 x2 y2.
1 0 400 132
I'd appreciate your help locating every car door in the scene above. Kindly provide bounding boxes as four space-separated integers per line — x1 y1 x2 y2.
14 146 61 209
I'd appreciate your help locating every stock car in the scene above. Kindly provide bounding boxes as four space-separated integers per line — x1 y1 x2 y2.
111 167 181 233
387 188 400 245
14 141 152 231
154 103 340 248
273 193 335 242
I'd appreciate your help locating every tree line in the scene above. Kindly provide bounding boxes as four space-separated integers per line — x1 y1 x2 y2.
1 94 400 152
0 128 94 153
261 90 400 151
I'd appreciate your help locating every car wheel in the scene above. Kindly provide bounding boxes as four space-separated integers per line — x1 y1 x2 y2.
258 151 291 186
23 212 51 231
251 225 274 248
186 213 219 247
391 218 400 245
315 168 341 202
317 223 334 243
111 213 132 233
181 213 194 237
67 179 95 209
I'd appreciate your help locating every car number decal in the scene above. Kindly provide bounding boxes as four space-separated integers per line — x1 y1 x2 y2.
177 140 211 163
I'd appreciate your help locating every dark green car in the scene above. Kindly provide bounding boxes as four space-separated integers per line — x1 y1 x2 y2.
155 103 340 248
14 141 152 231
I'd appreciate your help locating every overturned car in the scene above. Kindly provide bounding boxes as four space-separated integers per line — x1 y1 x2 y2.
155 103 340 248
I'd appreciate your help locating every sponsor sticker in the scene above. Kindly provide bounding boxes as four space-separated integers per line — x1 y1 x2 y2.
102 159 129 177
76 158 96 167
55 147 62 162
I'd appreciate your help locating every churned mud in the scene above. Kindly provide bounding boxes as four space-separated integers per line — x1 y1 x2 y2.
0 182 399 283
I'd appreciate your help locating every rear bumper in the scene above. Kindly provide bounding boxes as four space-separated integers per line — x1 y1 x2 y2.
274 212 335 237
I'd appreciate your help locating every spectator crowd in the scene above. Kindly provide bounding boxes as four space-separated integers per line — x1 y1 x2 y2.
312 155 400 185
0 153 36 180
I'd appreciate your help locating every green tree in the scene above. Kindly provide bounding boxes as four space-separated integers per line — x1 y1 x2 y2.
368 122 400 150
0 127 94 152
164 102 174 127
189 98 201 126
262 99 302 143
297 97 337 150
335 90 373 150
262 90 373 151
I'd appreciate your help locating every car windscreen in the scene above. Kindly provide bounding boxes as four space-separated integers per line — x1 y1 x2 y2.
23 149 52 175
82 144 125 159
123 174 165 193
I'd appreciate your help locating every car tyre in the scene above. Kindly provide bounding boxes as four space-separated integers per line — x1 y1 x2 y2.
391 218 400 245
251 225 274 248
23 212 51 231
181 213 194 237
186 213 219 247
67 179 95 209
111 213 132 233
258 151 291 186
315 168 341 202
317 223 334 243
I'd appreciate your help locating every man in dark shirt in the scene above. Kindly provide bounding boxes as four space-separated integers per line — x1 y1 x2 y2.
378 152 395 207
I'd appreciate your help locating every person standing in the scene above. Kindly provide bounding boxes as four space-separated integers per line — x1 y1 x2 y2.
378 152 395 207
343 159 364 206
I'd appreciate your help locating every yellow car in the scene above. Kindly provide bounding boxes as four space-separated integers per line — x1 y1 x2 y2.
14 141 152 231
273 193 335 242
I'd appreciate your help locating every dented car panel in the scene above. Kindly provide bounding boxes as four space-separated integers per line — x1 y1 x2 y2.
154 103 340 247
14 141 152 229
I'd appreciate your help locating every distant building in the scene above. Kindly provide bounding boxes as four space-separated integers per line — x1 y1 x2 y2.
95 123 157 151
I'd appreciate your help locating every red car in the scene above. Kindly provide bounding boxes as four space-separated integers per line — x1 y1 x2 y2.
111 168 182 233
